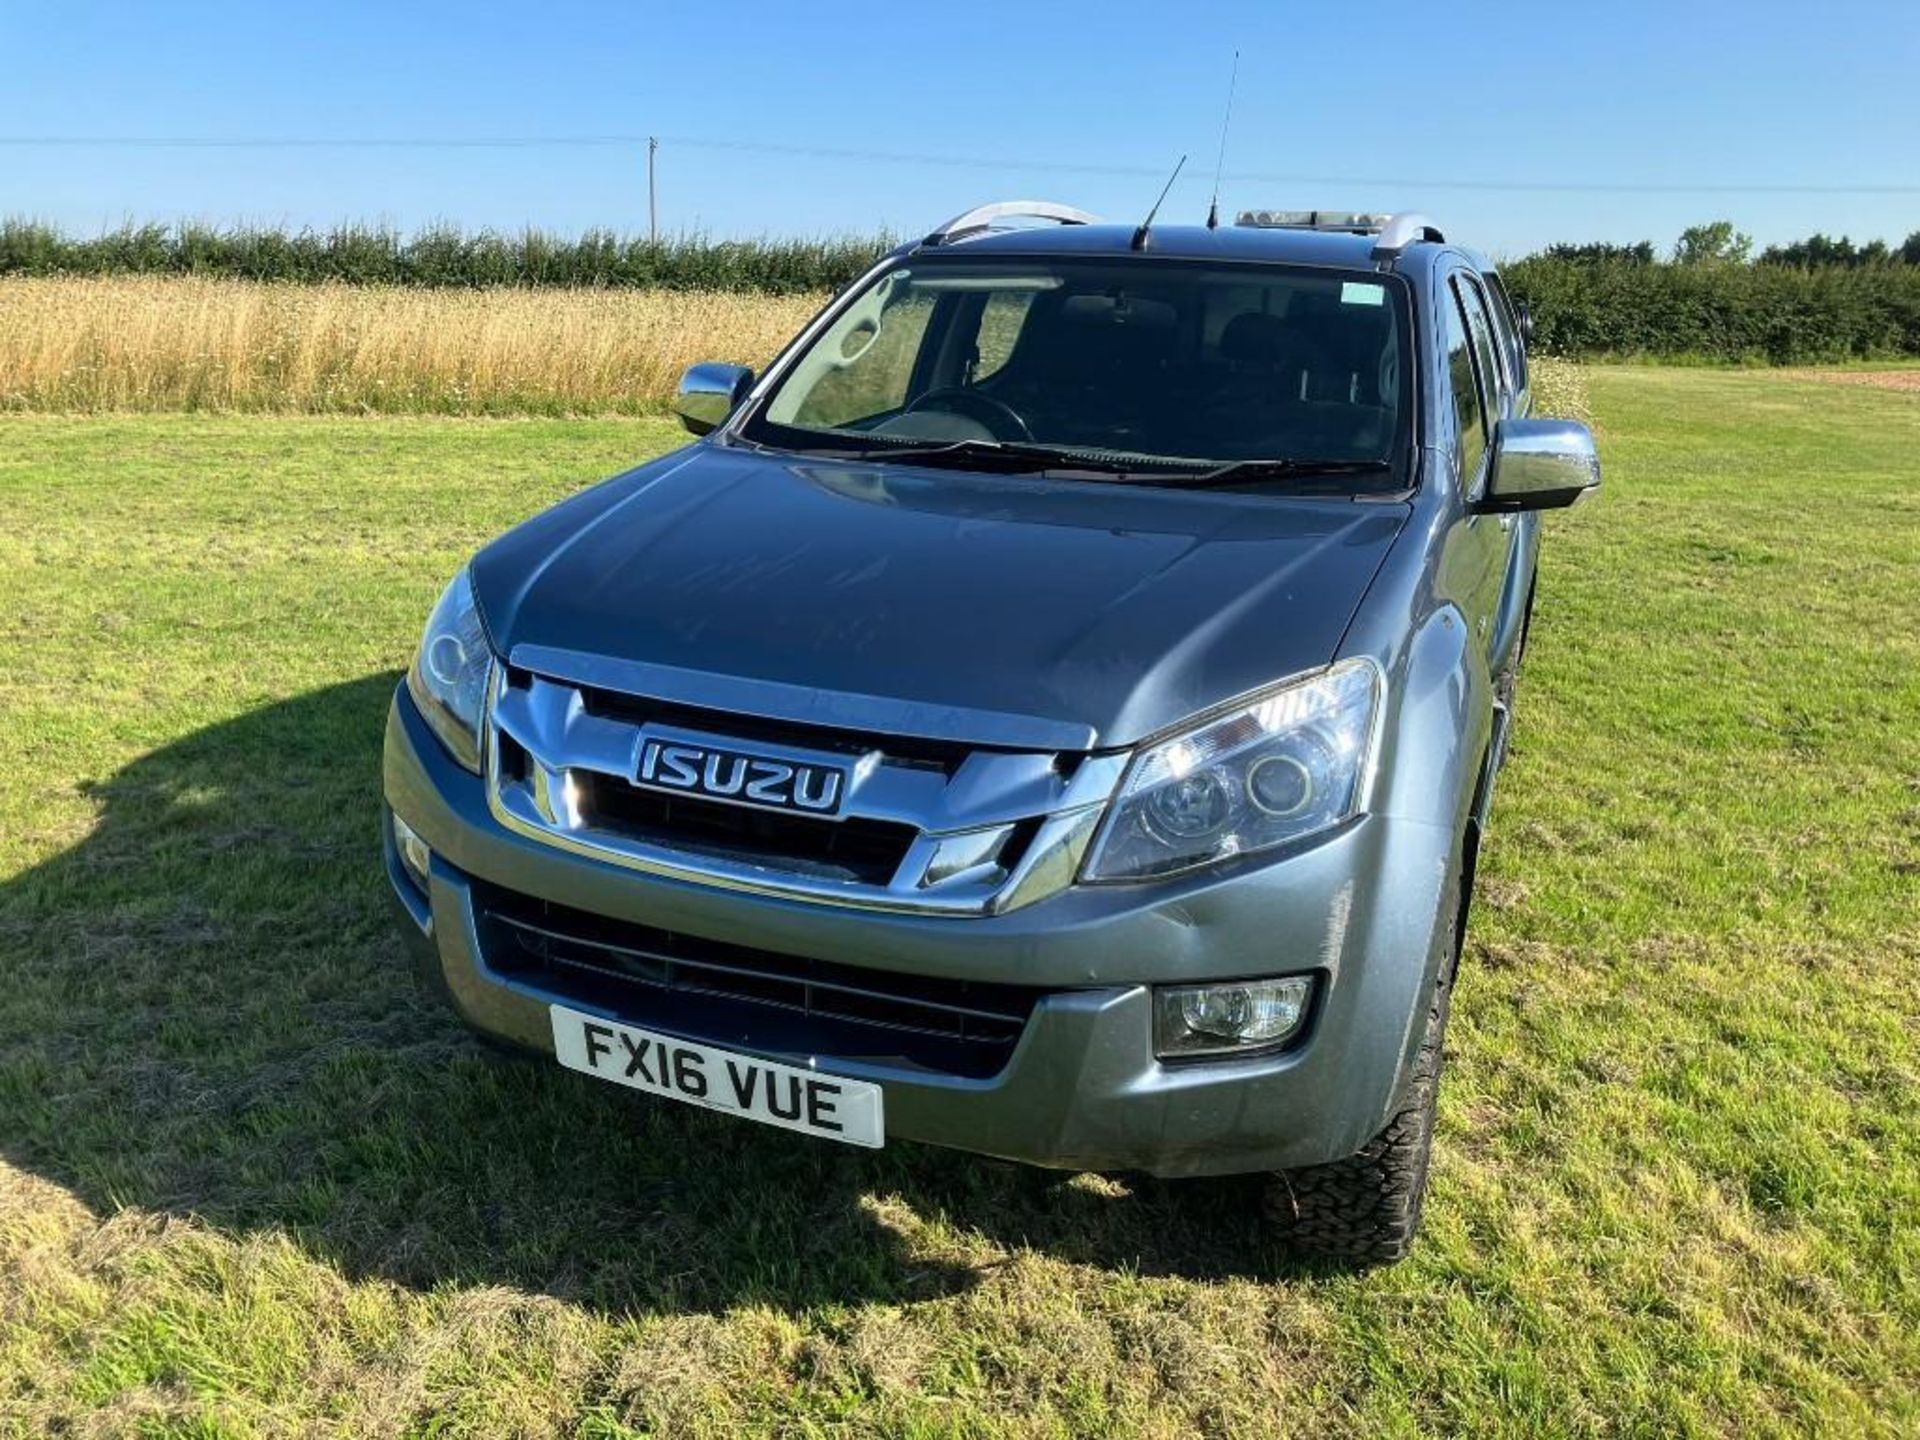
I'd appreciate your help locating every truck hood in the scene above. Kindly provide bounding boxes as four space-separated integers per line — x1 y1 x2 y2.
471 445 1407 751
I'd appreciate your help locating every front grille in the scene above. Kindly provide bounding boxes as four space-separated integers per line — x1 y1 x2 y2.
488 666 1111 914
477 884 1042 1079
578 774 917 886
571 678 975 776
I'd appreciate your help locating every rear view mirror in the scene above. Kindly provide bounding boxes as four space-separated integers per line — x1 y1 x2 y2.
1514 301 1536 345
674 362 755 436
1479 419 1601 513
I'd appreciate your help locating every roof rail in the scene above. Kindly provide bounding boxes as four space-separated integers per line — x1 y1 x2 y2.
921 200 1098 247
1369 212 1445 260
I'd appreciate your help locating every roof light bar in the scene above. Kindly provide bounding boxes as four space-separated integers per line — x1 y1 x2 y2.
1236 210 1392 232
1234 209 1446 261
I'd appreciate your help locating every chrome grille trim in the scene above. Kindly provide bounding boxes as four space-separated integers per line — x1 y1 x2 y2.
485 668 1125 916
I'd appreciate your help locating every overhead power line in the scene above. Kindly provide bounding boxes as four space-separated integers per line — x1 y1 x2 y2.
0 132 1913 195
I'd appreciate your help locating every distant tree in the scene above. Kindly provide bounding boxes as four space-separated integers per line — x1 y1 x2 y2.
1808 234 1849 266
1542 240 1656 265
1899 232 1920 265
1673 221 1753 265
1762 234 1840 266
1759 233 1906 267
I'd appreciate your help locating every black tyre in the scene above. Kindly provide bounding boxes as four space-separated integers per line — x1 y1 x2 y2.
1263 891 1459 1267
1495 575 1538 713
1494 662 1519 715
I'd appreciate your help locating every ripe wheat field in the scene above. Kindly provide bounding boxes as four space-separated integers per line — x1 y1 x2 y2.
0 276 820 416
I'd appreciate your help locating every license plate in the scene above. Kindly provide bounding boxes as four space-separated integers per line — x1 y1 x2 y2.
548 1005 884 1148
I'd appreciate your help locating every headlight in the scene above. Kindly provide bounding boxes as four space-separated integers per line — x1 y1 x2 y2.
1081 659 1379 882
405 569 494 772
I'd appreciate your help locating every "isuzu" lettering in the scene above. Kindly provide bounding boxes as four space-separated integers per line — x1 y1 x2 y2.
635 737 847 815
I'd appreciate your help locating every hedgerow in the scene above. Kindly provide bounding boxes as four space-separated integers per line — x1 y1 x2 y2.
0 219 886 295
7 219 1919 360
1502 256 1920 362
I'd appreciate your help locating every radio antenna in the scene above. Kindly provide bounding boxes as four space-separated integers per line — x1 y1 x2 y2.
1130 154 1187 251
1206 50 1240 230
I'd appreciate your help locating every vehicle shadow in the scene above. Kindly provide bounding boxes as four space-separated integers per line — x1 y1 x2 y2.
0 675 1299 1317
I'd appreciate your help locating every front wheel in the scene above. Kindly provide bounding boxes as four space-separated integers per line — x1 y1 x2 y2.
1262 889 1458 1267
1495 574 1538 714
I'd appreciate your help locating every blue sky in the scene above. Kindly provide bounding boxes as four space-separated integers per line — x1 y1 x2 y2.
3 0 1915 256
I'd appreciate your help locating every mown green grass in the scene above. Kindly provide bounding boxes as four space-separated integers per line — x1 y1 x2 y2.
0 371 1915 1437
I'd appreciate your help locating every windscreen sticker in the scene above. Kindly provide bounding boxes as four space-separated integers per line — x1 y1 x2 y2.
1341 282 1387 306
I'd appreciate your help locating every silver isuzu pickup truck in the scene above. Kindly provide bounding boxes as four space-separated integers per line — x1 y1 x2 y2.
383 203 1599 1264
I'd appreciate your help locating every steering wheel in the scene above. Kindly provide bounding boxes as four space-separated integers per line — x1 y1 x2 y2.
903 387 1034 442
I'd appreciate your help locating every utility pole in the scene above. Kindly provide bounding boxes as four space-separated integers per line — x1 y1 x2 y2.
647 136 659 245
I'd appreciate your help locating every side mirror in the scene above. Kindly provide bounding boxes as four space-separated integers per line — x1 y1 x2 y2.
674 362 754 436
1514 301 1536 346
1479 418 1601 513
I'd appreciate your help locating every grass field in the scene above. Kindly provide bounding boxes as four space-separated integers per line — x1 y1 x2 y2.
0 368 1916 1436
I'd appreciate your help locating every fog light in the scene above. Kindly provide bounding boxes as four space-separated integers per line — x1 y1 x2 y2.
1154 976 1313 1058
391 811 431 892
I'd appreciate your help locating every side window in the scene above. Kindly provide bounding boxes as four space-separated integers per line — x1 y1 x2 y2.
1443 279 1488 484
971 291 1035 381
1484 272 1529 397
774 287 938 428
1457 275 1508 422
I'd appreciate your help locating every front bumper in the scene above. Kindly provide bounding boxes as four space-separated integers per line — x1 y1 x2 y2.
384 688 1459 1177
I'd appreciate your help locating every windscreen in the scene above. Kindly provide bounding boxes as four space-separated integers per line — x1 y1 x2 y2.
746 257 1411 479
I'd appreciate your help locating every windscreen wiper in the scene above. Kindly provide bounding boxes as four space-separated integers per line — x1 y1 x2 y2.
1146 457 1396 490
797 439 1395 489
806 437 1144 476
